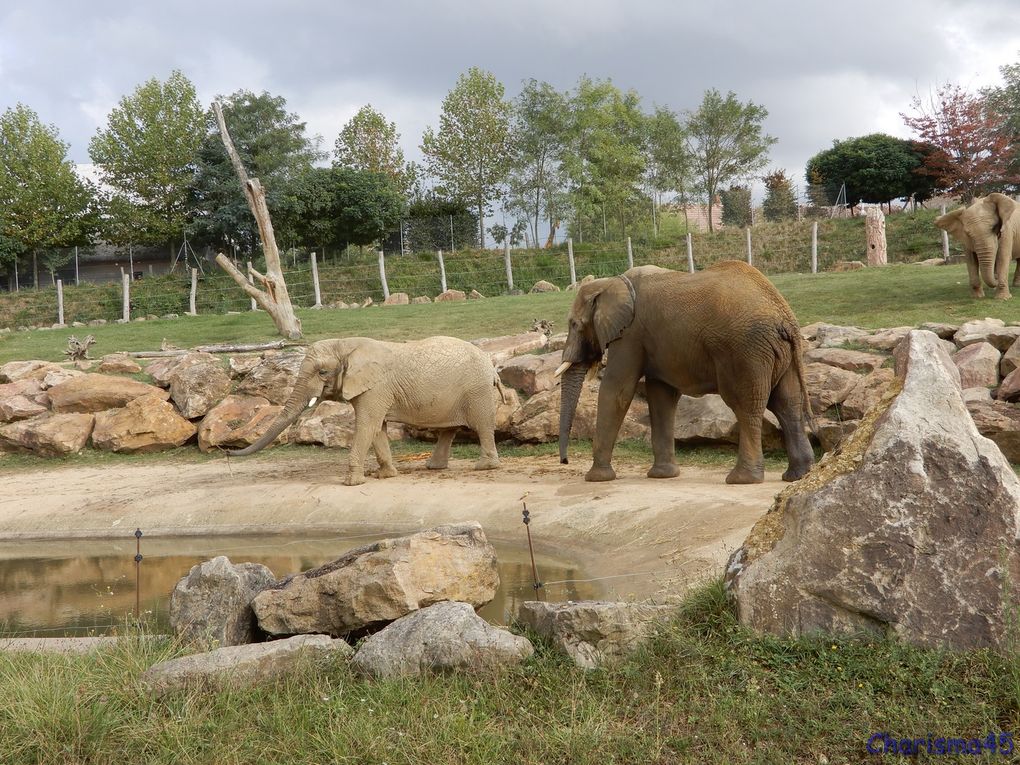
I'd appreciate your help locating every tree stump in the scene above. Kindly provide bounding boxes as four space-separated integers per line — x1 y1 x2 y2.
864 205 888 266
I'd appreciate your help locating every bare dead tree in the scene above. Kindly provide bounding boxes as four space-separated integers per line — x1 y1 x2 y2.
211 101 302 340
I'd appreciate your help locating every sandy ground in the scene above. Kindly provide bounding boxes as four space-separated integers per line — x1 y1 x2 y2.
0 450 784 603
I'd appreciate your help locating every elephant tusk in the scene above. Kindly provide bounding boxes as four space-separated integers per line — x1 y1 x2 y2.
553 361 571 378
307 397 317 407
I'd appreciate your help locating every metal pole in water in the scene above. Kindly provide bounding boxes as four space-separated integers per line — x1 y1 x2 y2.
134 528 143 617
522 504 543 596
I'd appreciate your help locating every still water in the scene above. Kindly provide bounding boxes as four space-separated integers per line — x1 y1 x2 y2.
0 533 602 637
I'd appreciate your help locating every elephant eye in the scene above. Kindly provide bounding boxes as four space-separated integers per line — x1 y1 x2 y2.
317 369 329 378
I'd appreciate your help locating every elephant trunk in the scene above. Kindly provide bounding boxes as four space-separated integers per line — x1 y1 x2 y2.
558 363 588 464
227 389 314 456
977 241 999 289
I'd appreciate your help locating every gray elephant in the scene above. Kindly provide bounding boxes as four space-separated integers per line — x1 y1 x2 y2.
934 193 1019 299
556 261 814 485
229 336 506 485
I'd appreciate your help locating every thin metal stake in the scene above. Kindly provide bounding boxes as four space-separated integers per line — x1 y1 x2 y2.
522 503 543 595
134 528 143 617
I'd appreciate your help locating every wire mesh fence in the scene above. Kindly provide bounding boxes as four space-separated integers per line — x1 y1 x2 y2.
0 212 951 330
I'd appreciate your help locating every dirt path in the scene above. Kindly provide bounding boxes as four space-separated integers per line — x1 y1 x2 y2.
0 452 784 601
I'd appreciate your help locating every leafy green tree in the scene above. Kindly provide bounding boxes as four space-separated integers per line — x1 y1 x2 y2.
421 67 513 247
392 192 478 252
720 186 752 228
805 133 923 213
762 170 798 222
561 76 648 242
88 70 204 254
646 106 692 231
507 79 569 247
983 55 1020 191
685 89 776 232
292 167 402 250
0 104 97 287
189 90 324 255
333 105 411 197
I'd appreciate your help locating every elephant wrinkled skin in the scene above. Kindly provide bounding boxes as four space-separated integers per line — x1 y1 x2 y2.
557 262 814 485
934 193 1019 300
229 336 507 485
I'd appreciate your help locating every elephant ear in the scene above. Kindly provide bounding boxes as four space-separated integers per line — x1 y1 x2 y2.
988 193 1018 227
934 208 965 240
340 344 391 400
591 277 636 351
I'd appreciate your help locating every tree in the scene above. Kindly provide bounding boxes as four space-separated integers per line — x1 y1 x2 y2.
333 105 411 197
421 67 513 248
983 55 1020 190
190 90 323 255
88 70 204 254
292 167 403 250
720 186 752 228
646 106 692 229
0 104 97 287
685 89 776 232
762 170 798 222
901 82 1016 201
805 134 924 213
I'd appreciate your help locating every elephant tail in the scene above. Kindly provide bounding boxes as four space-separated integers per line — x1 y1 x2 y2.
780 320 816 434
494 372 510 405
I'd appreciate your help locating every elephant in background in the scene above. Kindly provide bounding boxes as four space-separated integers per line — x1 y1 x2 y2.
934 193 1019 299
556 261 814 485
229 336 507 485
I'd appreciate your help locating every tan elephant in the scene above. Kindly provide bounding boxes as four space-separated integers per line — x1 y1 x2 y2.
556 261 814 485
934 193 1019 299
229 336 506 485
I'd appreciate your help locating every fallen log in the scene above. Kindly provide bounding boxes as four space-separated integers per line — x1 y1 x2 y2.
126 340 301 358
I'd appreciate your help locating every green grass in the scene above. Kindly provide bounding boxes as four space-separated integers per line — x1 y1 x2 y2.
0 580 1014 764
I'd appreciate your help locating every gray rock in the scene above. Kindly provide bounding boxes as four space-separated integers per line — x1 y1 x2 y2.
517 600 672 669
919 322 959 340
727 331 1020 650
962 387 993 404
813 417 859 452
145 352 218 388
953 342 1001 389
0 412 94 456
497 350 563 396
840 368 895 420
235 352 306 405
858 326 912 351
803 362 861 413
804 347 886 374
813 323 871 348
954 318 1020 351
1001 338 1020 378
529 280 560 293
351 601 533 679
253 523 500 637
140 634 352 696
966 400 1020 462
169 359 231 419
170 556 277 647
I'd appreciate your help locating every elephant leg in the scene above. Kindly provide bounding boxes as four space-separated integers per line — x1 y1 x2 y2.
994 245 1011 299
718 371 767 485
469 419 500 471
644 378 680 479
372 426 399 479
965 253 985 298
1013 259 1020 287
345 405 386 486
587 347 642 483
427 428 457 470
767 369 814 482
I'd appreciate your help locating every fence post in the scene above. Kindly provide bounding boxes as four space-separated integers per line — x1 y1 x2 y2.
567 238 577 285
74 246 79 286
13 259 17 291
745 227 753 266
311 252 322 308
686 232 694 273
504 240 514 292
122 272 130 322
189 268 198 315
247 261 257 310
811 221 818 274
56 279 64 325
378 250 390 300
941 205 950 262
437 250 447 293
626 236 634 270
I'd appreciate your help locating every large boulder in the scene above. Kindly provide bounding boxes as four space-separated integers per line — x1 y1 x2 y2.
92 394 196 453
813 324 871 348
517 601 672 669
169 359 231 419
966 400 1020 462
0 395 47 423
252 522 500 637
997 368 1020 402
803 363 860 413
351 601 533 679
145 352 218 388
41 368 83 389
434 289 466 302
97 354 142 374
169 556 277 647
0 412 94 456
953 342 1001 389
140 634 352 696
804 347 886 374
382 292 409 306
0 360 62 383
954 318 1020 351
471 332 549 365
1001 338 1020 378
47 374 169 413
509 380 650 444
286 400 356 447
235 352 306 404
858 326 912 351
840 368 896 420
674 394 738 443
497 350 563 396
529 280 560 293
197 395 284 452
726 330 1020 650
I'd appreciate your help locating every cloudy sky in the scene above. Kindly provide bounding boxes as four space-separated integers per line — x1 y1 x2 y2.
2 0 1018 203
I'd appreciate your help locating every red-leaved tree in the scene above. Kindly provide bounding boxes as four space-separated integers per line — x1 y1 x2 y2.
901 83 1016 201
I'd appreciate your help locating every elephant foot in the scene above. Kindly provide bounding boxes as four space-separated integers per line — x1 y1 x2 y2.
994 290 1012 300
426 459 448 470
473 457 500 471
782 464 811 482
646 463 680 479
376 465 399 479
344 472 367 486
972 288 985 298
585 465 617 482
725 464 764 484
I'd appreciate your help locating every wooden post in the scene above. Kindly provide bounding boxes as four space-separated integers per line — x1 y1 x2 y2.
378 250 389 300
567 238 577 285
686 232 694 272
626 236 634 270
247 261 257 310
437 250 447 293
504 240 514 292
74 246 79 286
864 206 888 266
122 272 130 322
811 221 818 274
56 279 64 325
189 268 198 315
941 205 950 262
311 252 322 308
745 227 753 265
